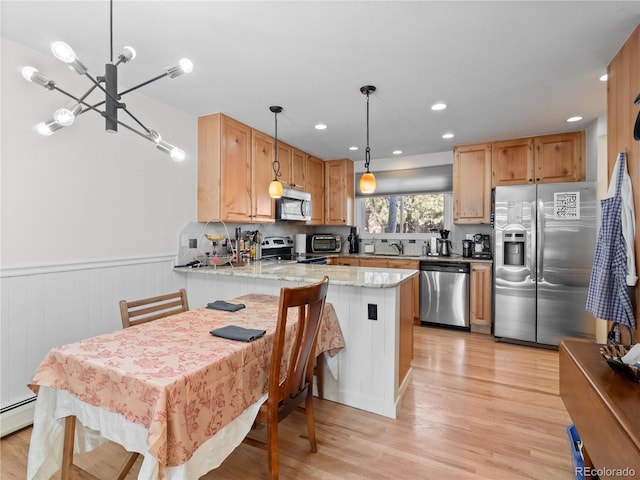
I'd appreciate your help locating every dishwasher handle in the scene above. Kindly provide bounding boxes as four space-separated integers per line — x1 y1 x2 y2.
419 261 470 274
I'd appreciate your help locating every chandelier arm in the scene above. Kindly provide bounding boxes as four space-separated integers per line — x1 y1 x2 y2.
75 84 100 106
49 85 110 120
118 72 170 97
114 118 155 141
51 85 92 110
118 105 152 135
83 71 123 110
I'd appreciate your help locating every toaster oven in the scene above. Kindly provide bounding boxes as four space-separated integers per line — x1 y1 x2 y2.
309 235 342 253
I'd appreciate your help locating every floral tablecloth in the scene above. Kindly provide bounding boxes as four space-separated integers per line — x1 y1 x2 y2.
29 294 344 468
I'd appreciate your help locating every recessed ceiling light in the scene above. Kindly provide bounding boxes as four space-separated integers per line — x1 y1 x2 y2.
314 123 327 130
431 103 447 111
566 116 583 123
392 150 402 155
442 132 454 139
349 146 359 151
599 74 608 82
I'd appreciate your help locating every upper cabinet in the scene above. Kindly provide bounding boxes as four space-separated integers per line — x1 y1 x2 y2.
251 130 278 222
324 158 354 226
453 143 492 224
492 131 585 187
291 147 307 190
307 156 325 225
197 113 274 223
491 137 534 186
275 143 307 191
533 131 585 184
455 131 586 224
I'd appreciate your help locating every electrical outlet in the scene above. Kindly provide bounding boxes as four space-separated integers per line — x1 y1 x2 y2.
189 238 197 249
181 234 189 247
367 303 378 320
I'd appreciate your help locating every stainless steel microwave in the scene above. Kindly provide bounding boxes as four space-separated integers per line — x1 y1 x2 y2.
275 188 312 222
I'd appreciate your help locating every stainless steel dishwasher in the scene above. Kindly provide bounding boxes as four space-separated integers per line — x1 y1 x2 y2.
420 261 470 329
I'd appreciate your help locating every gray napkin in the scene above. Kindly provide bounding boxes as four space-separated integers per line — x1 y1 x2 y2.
206 300 245 312
210 325 266 342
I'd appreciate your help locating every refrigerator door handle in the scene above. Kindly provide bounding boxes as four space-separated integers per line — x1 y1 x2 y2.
537 198 544 281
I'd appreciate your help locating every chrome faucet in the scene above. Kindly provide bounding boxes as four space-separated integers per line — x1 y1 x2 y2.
389 240 404 255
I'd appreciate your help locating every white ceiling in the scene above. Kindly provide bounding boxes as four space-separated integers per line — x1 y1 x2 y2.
2 1 639 167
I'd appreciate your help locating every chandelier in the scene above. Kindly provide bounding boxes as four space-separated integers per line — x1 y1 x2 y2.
20 0 193 162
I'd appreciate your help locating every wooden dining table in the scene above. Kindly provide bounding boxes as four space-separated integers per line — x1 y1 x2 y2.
26 293 345 480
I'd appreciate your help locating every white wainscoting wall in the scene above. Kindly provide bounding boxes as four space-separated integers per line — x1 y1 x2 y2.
0 256 186 436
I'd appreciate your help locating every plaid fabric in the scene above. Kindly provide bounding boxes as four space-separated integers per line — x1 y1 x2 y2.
586 152 636 331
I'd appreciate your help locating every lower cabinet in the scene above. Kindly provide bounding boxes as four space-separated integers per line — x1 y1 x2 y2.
470 262 492 333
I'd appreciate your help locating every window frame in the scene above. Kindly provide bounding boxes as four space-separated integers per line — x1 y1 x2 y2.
355 191 453 239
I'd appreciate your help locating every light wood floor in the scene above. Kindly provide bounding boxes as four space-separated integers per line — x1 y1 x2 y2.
1 326 574 479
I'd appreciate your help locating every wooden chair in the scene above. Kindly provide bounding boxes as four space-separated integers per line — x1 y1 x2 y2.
114 288 189 478
119 288 189 328
243 276 329 480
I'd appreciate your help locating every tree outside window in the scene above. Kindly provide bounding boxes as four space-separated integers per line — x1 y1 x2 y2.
363 194 445 233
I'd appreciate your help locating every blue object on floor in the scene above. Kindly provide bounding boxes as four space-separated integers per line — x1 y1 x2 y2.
566 424 585 480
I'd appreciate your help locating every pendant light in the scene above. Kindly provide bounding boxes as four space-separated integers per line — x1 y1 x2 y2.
21 0 192 162
359 85 377 194
268 106 284 199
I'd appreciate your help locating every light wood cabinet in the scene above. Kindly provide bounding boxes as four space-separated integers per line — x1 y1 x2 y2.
276 143 306 191
327 257 358 266
470 262 492 334
291 147 307 190
198 114 274 223
307 156 325 225
453 143 492 224
492 137 534 186
534 131 585 184
324 158 354 226
275 141 292 191
491 132 585 187
250 130 278 222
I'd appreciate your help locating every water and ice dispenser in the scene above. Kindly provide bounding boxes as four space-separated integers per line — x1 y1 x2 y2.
503 232 525 266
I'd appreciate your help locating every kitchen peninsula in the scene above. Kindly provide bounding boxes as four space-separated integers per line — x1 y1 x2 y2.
174 262 417 419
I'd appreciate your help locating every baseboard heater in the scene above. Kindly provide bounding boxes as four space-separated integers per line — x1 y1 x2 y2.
1 397 36 437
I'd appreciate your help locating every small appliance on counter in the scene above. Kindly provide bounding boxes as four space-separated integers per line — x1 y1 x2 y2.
347 227 359 254
308 234 342 253
472 233 492 259
462 239 473 258
437 229 452 257
294 234 307 256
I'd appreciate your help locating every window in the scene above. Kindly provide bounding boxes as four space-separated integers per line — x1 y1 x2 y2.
358 193 451 234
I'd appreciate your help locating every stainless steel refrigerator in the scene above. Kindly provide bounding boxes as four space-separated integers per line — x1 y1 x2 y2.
494 182 597 346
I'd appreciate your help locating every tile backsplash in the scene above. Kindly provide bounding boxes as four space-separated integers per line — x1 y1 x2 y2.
176 220 491 264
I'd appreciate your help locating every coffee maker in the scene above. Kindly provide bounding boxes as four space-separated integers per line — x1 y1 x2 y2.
437 229 452 256
347 227 359 254
472 233 492 259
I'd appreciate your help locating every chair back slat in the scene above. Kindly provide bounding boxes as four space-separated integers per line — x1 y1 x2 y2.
269 277 329 414
119 288 189 328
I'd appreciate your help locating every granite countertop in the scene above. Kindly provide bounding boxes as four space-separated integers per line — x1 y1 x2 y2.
332 253 494 264
174 262 418 288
